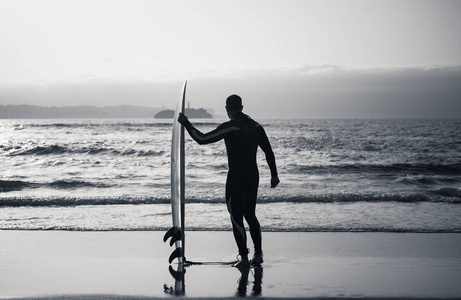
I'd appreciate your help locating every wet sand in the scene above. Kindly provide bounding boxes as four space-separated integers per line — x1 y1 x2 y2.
1 231 460 299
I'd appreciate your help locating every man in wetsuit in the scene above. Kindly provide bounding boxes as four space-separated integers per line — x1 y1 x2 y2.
178 94 279 268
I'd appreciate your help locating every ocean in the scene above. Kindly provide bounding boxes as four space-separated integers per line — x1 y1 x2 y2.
1 118 460 232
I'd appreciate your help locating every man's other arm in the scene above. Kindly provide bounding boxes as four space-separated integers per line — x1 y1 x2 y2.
258 126 280 188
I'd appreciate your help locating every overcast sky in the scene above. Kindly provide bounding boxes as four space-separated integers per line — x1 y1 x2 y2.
1 0 460 118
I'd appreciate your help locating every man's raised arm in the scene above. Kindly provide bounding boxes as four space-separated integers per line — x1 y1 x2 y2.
178 113 239 145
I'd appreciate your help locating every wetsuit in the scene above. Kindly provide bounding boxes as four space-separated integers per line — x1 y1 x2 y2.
182 112 278 256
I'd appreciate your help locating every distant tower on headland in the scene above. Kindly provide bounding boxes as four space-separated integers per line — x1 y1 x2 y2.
154 101 212 119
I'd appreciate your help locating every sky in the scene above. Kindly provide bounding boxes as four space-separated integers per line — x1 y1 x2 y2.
1 0 461 118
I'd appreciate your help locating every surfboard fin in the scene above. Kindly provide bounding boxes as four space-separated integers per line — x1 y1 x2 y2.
169 265 185 281
163 226 181 243
170 229 182 246
169 247 183 264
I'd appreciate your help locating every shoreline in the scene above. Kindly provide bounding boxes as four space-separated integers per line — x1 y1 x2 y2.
1 231 461 299
2 228 461 233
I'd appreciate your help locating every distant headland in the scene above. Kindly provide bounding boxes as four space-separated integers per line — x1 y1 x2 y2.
154 102 212 119
0 104 213 119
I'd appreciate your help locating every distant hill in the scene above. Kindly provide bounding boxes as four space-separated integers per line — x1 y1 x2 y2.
154 107 212 119
0 105 161 119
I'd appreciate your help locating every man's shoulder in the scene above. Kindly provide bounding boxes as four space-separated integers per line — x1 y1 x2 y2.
246 115 263 130
218 120 235 129
236 113 260 126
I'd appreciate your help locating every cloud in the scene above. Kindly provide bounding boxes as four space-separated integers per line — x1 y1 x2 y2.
1 65 460 119
0 79 181 108
186 64 461 118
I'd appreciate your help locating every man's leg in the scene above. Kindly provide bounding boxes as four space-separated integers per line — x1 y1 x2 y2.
243 177 262 254
243 175 263 265
226 176 248 257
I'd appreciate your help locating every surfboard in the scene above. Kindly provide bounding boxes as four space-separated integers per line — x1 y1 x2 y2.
163 82 239 268
164 81 187 264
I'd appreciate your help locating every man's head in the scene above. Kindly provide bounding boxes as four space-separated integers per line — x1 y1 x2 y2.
226 94 243 119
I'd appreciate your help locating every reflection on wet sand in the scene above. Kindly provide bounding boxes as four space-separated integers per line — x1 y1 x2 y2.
164 263 263 297
236 267 263 297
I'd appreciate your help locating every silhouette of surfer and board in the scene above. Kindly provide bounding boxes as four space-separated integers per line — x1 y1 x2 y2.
163 82 264 295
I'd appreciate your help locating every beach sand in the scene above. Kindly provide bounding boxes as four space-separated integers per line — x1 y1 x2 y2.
1 231 460 299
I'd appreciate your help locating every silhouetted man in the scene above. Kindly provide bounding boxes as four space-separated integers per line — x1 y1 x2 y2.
178 94 279 268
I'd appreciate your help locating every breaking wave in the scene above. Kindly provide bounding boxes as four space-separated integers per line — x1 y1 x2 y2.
0 180 37 192
0 179 112 193
1 192 459 207
7 145 166 157
292 163 461 175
